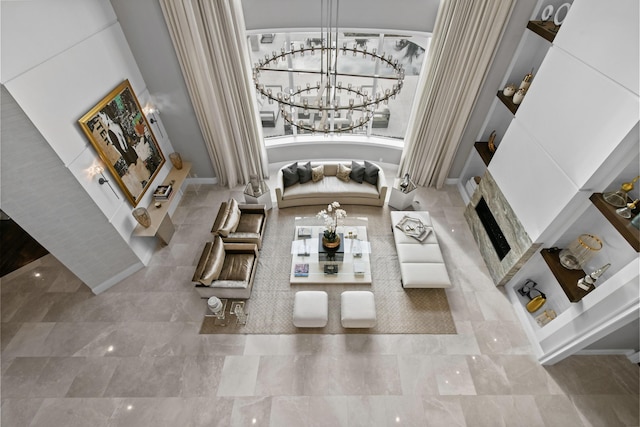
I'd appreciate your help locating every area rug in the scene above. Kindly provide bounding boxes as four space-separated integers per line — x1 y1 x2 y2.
200 205 456 334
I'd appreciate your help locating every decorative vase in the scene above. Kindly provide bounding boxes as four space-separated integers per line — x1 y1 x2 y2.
132 207 151 228
502 84 517 97
519 72 533 90
169 152 183 170
322 235 341 250
512 88 526 104
559 234 602 270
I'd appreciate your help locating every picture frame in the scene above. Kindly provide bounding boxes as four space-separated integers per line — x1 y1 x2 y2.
79 80 165 206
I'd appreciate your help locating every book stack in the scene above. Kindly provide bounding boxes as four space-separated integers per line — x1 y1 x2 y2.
294 263 309 277
153 184 173 201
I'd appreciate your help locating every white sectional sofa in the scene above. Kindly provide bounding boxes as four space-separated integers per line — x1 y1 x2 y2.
390 211 452 288
275 160 388 208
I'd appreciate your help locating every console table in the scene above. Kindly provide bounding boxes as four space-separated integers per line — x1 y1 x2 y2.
132 161 191 245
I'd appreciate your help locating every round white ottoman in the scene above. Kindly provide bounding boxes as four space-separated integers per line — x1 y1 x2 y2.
293 291 328 328
341 291 377 328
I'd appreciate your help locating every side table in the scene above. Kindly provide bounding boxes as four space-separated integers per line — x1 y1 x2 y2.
244 181 272 210
388 178 417 210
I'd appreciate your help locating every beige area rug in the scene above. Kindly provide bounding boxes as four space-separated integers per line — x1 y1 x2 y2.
200 205 456 334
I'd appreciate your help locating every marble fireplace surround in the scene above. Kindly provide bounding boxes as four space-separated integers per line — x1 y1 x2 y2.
464 171 541 286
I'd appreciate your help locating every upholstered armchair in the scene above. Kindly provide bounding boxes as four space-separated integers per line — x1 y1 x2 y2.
210 199 268 249
192 236 259 300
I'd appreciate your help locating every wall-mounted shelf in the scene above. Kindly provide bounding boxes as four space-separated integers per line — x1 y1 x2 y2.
474 142 495 166
589 193 640 252
540 248 592 303
132 162 192 245
526 21 559 43
496 91 519 115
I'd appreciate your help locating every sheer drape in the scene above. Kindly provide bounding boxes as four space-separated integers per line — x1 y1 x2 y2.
399 0 514 188
159 0 268 187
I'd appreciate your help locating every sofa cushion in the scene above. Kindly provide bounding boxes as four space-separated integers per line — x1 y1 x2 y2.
235 213 264 234
218 199 241 237
363 161 380 186
336 163 351 182
282 162 299 187
298 161 313 184
283 176 380 200
312 164 325 182
350 161 365 183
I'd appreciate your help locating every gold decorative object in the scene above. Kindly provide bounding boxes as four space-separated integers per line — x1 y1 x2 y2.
519 70 533 90
559 234 603 270
487 130 497 153
603 175 640 207
322 235 341 250
132 207 151 228
169 152 183 170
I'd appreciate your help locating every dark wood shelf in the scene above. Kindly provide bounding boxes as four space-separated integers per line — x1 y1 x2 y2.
540 248 592 303
590 193 640 252
474 142 495 166
526 21 559 43
496 91 519 115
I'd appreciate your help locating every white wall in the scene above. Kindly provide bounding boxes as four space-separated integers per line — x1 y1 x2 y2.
242 0 441 33
0 0 177 290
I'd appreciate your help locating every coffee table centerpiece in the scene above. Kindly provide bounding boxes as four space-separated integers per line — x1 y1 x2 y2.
317 201 346 250
290 214 371 284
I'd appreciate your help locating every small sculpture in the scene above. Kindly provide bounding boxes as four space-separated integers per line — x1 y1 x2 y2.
400 173 411 193
577 263 611 291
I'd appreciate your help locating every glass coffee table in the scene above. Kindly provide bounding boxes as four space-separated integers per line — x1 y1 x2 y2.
290 217 371 284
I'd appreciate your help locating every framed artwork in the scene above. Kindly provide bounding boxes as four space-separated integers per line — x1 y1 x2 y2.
79 80 165 206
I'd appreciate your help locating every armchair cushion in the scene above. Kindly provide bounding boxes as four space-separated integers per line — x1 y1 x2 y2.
219 199 241 237
211 201 230 234
193 237 225 285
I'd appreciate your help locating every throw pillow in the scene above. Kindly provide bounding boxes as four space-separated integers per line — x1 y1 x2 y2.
336 163 351 182
199 236 225 285
282 162 299 188
350 161 365 183
363 160 379 186
312 164 325 182
298 161 313 184
219 199 241 237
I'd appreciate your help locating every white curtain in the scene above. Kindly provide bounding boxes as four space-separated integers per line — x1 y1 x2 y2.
159 0 268 187
399 0 514 188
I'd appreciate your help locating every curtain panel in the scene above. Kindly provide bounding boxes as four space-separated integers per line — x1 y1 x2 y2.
159 0 268 187
399 0 514 188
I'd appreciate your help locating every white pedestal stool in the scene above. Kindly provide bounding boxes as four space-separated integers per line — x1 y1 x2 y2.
341 291 377 328
293 291 328 328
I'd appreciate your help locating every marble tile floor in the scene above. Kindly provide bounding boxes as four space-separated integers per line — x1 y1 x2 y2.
1 165 638 426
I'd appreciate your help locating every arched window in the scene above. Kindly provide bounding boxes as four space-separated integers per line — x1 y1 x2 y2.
248 30 431 141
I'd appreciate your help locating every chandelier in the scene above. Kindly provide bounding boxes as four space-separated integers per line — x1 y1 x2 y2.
251 0 405 134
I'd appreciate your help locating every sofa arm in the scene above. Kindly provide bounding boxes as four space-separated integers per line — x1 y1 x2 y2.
377 168 388 202
275 168 285 204
223 242 259 257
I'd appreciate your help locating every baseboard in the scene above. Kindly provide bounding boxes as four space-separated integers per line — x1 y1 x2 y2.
186 177 218 185
90 261 145 295
575 349 637 358
444 177 459 186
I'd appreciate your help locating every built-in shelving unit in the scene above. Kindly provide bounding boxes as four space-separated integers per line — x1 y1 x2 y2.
474 142 494 166
540 248 591 302
589 193 640 251
526 20 558 43
496 91 519 115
